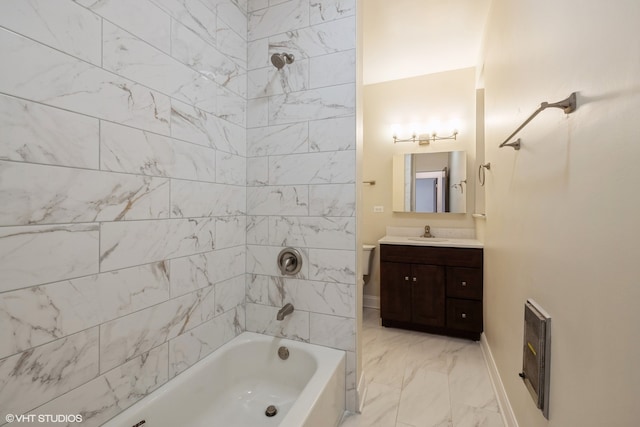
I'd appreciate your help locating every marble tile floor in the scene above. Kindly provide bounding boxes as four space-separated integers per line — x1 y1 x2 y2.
340 308 504 427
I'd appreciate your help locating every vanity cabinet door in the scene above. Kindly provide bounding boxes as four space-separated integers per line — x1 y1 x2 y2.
380 261 412 322
411 264 446 327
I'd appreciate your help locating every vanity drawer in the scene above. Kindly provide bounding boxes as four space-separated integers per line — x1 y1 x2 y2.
446 267 483 300
446 299 482 332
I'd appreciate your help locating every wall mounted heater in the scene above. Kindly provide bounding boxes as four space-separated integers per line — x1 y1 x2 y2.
519 299 551 419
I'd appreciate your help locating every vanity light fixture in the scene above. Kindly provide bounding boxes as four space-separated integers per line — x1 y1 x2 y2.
392 130 459 145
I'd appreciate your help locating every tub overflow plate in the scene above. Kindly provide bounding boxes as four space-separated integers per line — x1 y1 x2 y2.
278 346 289 360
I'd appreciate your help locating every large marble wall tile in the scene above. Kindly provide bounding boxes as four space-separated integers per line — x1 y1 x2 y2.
171 100 246 155
215 276 246 314
101 121 216 182
248 0 309 41
150 0 218 47
0 224 99 293
170 252 215 297
309 116 356 151
310 49 356 88
99 287 214 372
248 38 269 69
216 216 247 248
309 312 355 351
245 303 310 341
247 157 269 186
247 122 309 156
0 30 171 135
247 245 309 278
0 94 99 169
248 0 268 12
269 216 355 250
345 350 356 410
248 60 309 98
100 218 215 271
235 0 248 13
269 150 355 185
309 0 356 25
210 245 246 283
247 97 269 128
217 17 248 70
308 248 356 284
0 262 169 360
0 329 99 419
213 0 248 42
76 0 171 54
217 152 247 185
170 246 246 297
246 186 309 215
309 184 356 216
0 161 170 225
170 180 246 218
246 274 354 317
217 85 246 127
268 17 356 59
247 216 269 244
103 22 218 115
168 305 243 378
245 274 276 305
31 343 168 427
0 0 101 65
268 84 355 125
171 20 246 97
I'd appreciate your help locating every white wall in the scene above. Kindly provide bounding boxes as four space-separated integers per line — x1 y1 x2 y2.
362 68 477 298
0 0 247 424
483 1 640 425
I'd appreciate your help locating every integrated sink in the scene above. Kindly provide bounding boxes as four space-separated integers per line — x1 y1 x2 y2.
407 237 448 242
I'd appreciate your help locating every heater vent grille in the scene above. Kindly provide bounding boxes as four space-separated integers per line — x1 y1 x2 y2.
520 299 551 419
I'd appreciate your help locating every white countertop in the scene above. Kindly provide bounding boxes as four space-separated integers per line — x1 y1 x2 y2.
378 235 484 249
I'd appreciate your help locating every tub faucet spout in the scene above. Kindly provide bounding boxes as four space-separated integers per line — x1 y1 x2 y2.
277 303 294 321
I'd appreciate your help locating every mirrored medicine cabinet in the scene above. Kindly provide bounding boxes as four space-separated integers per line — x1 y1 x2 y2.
392 151 467 213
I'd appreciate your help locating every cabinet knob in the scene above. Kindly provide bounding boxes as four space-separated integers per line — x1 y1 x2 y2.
461 313 467 319
461 281 467 286
412 277 417 282
404 276 409 281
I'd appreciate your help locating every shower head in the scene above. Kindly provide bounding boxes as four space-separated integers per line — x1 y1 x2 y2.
270 53 295 70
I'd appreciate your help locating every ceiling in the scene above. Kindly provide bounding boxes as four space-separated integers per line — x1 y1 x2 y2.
363 0 492 85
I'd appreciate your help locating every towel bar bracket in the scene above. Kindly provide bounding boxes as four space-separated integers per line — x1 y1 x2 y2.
499 92 577 150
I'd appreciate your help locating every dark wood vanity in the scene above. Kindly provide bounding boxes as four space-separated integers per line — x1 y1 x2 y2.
380 243 483 340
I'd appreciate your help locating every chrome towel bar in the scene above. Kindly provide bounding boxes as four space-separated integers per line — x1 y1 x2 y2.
499 92 577 150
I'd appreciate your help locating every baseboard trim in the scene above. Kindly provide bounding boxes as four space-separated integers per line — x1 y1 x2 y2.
363 295 380 309
480 333 519 427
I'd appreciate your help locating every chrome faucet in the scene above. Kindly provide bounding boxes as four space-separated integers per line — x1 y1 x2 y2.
423 225 433 238
276 303 294 321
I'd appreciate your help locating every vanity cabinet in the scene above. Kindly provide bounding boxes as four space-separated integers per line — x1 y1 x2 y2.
380 244 483 340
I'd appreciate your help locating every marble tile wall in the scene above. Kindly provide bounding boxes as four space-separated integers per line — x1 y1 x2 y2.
0 0 247 425
245 0 358 411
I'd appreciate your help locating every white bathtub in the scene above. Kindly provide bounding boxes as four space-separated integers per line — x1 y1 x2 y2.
102 332 346 427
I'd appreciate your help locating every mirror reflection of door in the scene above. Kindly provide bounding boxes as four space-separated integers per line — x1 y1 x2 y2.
393 151 465 213
414 171 446 212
